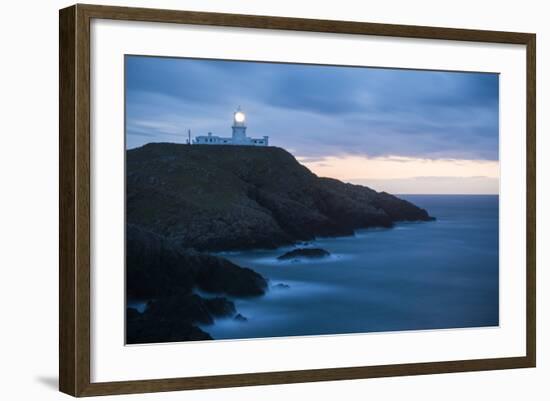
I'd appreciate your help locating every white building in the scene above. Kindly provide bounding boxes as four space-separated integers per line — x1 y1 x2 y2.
194 108 269 146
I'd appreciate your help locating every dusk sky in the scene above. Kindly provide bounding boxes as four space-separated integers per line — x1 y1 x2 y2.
126 55 499 194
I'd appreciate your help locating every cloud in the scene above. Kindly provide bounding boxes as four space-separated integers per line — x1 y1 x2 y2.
125 56 499 161
351 176 499 195
300 154 499 181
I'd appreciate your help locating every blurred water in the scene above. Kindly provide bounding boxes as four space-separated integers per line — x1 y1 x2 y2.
203 195 499 340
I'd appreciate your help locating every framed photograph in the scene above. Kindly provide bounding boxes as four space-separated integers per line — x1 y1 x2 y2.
59 4 536 397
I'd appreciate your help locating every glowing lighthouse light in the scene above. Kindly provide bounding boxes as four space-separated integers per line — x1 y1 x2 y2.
234 111 246 123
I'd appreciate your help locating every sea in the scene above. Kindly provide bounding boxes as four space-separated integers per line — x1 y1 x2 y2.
203 195 499 340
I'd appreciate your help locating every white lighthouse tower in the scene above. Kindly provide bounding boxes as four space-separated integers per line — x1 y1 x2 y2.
231 107 247 144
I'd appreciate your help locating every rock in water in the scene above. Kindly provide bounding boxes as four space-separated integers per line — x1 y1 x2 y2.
234 313 248 322
126 144 435 252
277 248 331 260
273 283 291 289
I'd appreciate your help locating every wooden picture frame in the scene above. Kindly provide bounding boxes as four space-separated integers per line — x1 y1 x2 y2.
59 3 536 397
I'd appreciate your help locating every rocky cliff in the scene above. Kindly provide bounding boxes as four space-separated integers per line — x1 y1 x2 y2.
126 143 434 252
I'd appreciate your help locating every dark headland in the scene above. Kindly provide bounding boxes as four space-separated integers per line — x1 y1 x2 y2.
126 143 435 344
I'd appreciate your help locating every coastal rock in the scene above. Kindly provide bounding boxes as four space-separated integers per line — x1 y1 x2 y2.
204 297 236 317
145 293 214 325
370 191 436 222
192 254 268 297
234 313 248 322
126 224 267 299
126 144 435 252
125 225 267 344
127 294 239 344
126 307 212 344
126 225 195 299
126 307 141 320
277 248 330 260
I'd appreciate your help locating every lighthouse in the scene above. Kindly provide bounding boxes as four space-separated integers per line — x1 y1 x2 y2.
193 108 269 146
231 108 248 144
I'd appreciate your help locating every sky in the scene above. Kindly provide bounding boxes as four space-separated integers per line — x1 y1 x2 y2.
126 55 499 194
